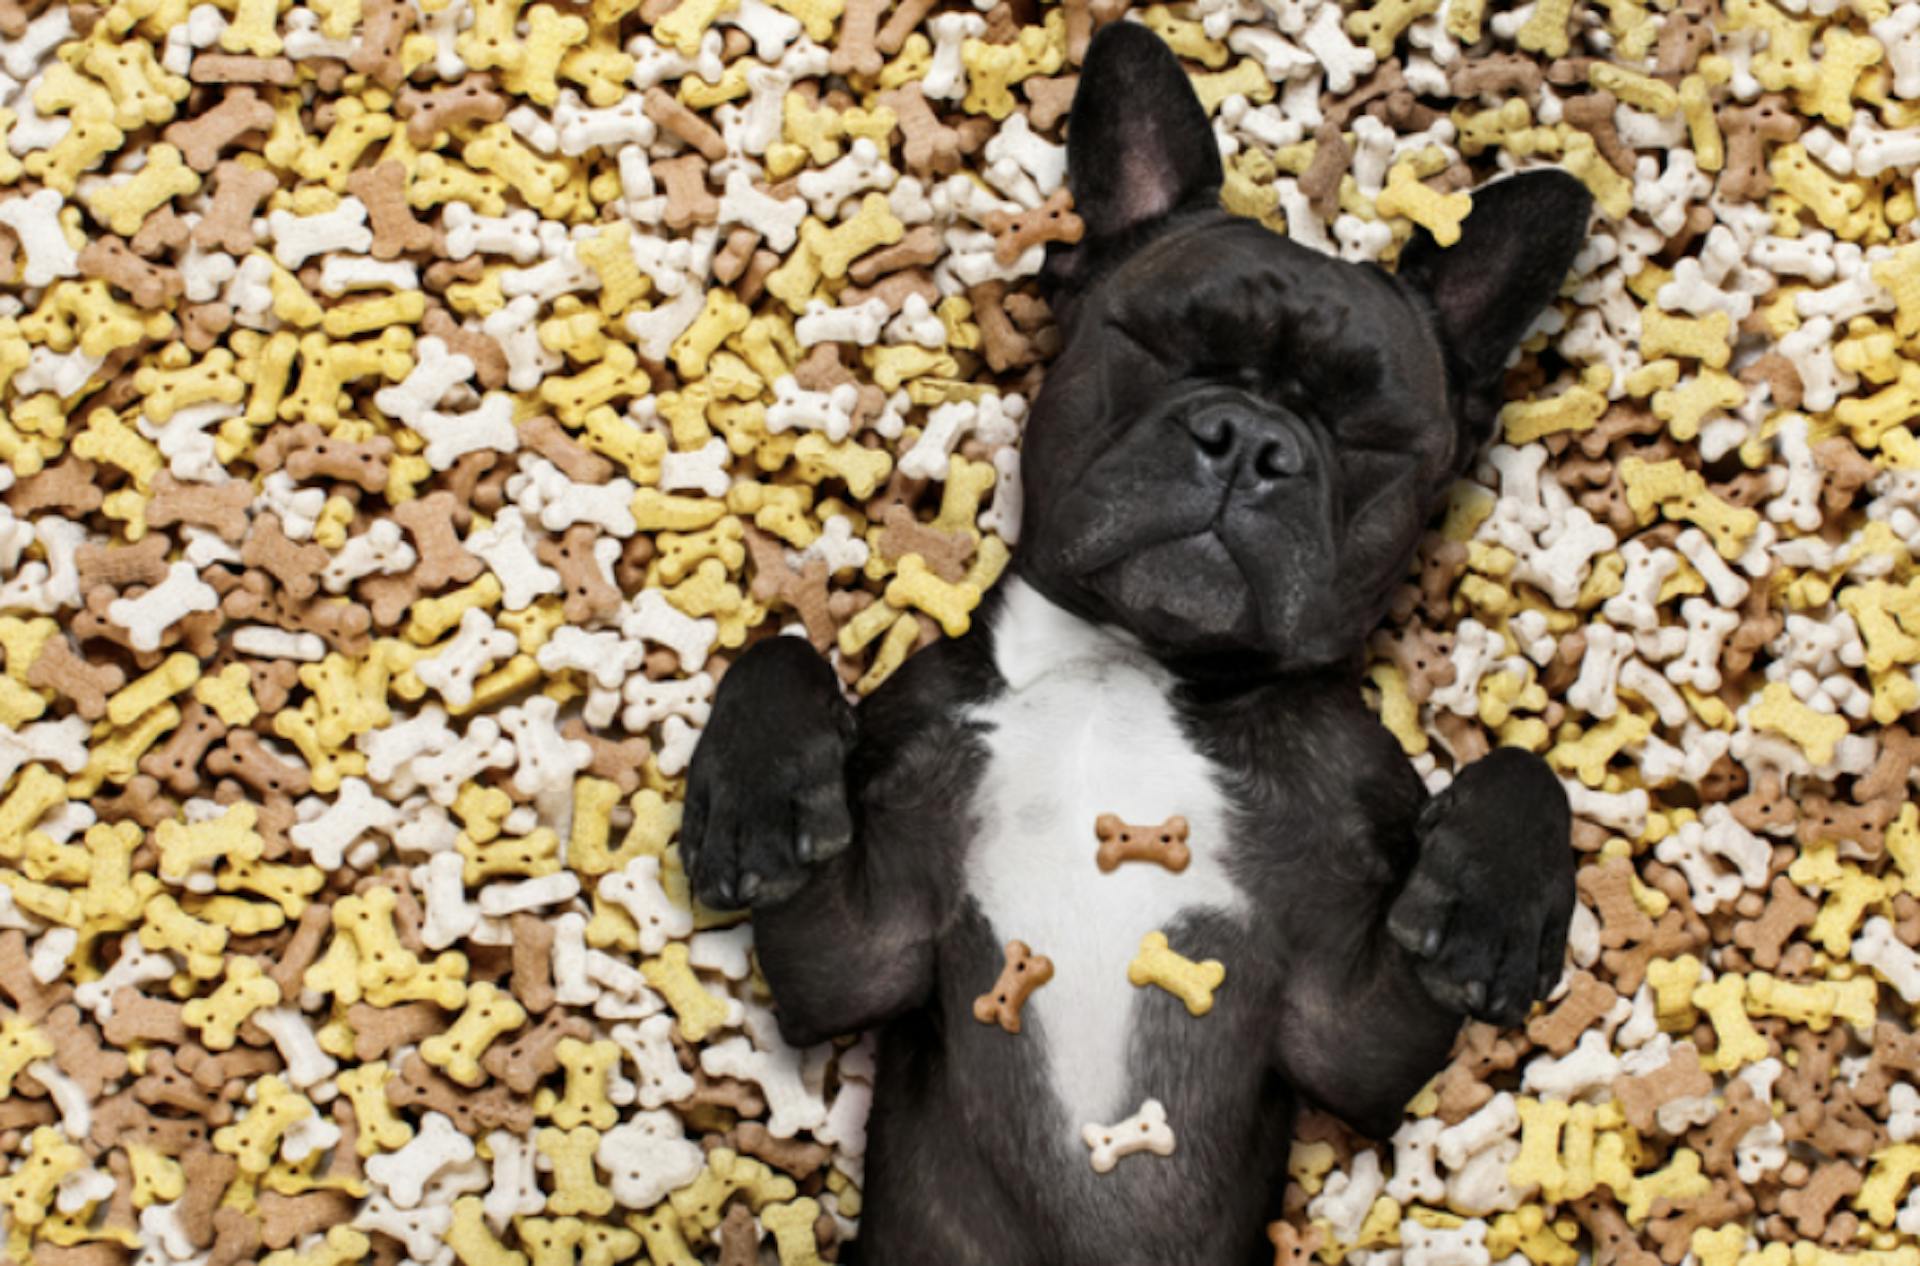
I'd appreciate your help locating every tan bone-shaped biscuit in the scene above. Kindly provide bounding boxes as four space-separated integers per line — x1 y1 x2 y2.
971 940 1054 1034
1094 814 1191 874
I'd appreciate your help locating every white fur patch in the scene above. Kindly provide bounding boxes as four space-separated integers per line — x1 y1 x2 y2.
962 577 1248 1139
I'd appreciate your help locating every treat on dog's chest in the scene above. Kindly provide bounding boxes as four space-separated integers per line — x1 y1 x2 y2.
1082 1098 1177 1173
971 939 1054 1034
1093 813 1193 873
1127 930 1227 1016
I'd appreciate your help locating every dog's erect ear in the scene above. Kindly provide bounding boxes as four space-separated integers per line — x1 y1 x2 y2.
1396 169 1594 401
1066 23 1222 243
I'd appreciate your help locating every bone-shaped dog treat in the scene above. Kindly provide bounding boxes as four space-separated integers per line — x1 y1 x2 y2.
971 940 1054 1034
1082 1098 1175 1173
1093 814 1192 874
1127 931 1225 1016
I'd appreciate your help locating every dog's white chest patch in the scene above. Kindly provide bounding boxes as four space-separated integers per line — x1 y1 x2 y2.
961 578 1247 1136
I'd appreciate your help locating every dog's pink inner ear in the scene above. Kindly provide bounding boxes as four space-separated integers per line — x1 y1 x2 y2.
1065 23 1222 243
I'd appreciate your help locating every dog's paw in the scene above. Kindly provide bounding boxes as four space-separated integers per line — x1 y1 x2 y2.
681 637 856 911
1387 747 1574 1028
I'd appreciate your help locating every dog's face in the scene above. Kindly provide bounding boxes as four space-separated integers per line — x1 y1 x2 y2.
1017 25 1594 671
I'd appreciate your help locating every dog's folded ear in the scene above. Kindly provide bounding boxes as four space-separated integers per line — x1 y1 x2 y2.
1048 22 1220 291
1395 169 1594 442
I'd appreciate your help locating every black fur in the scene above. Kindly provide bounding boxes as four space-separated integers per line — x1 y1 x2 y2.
684 25 1589 1266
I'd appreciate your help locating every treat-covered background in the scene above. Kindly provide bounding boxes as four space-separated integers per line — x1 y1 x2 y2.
0 0 1913 1258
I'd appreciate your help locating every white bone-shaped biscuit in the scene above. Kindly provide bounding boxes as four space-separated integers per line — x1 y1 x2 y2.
1082 1098 1175 1174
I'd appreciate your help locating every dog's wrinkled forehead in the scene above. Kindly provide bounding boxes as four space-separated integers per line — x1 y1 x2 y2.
1113 228 1387 345
1090 218 1449 400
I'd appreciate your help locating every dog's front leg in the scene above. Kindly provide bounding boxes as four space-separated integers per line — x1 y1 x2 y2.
1273 747 1573 1138
681 634 954 1047
1385 745 1575 1027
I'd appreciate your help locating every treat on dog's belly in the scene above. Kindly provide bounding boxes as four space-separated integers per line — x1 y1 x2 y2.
959 578 1247 1136
972 939 1055 1034
1083 1098 1177 1173
1127 930 1228 1016
1095 813 1194 873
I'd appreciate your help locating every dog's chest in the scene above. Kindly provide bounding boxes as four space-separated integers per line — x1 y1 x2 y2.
960 579 1247 1135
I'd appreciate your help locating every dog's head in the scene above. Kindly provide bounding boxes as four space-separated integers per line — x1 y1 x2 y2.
1016 24 1594 673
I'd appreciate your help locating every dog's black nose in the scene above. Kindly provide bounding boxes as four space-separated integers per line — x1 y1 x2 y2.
1183 400 1308 480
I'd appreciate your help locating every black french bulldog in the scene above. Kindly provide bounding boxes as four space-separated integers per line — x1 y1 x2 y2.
684 24 1588 1266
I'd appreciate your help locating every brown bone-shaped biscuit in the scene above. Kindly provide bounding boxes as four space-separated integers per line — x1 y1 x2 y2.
1689 1079 1770 1190
1576 856 1653 949
241 512 330 602
1730 875 1817 970
1093 814 1192 874
103 988 188 1046
285 429 395 493
389 1053 534 1134
968 279 1036 373
1778 1161 1864 1238
877 505 973 581
26 632 125 720
194 159 279 255
1525 969 1616 1056
142 699 229 795
481 1008 591 1094
348 161 435 260
393 491 485 589
147 470 253 542
79 236 184 309
258 1190 360 1250
175 1148 237 1248
163 86 275 171
347 0 415 87
986 188 1085 267
972 939 1054 1034
1854 1022 1920 1109
1612 1041 1713 1135
208 727 314 799
398 73 508 145
8 456 102 516
346 1000 444 1062
263 902 334 1001
508 911 557 1014
40 1003 126 1097
537 525 624 625
1267 1223 1325 1266
189 53 296 84
732 1120 832 1178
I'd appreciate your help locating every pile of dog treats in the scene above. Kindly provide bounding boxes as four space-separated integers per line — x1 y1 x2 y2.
0 0 1913 1255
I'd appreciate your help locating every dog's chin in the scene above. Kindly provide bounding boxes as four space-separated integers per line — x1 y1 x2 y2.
1092 533 1261 652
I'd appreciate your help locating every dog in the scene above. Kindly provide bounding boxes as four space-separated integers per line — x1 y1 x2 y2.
683 24 1589 1265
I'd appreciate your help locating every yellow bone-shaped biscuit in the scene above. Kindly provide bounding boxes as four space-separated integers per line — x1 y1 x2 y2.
642 942 738 1042
799 193 904 280
155 800 264 887
419 981 525 1086
1375 164 1472 246
537 1126 614 1218
183 956 281 1050
884 554 981 638
213 1076 313 1174
1127 930 1226 1016
551 1038 622 1130
1749 680 1849 767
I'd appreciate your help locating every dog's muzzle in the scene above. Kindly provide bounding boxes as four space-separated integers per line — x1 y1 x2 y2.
1169 387 1318 491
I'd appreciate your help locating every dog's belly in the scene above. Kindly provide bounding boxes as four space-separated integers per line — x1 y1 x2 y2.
960 579 1248 1141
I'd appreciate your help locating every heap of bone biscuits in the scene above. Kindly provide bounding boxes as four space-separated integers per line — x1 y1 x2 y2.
0 0 1913 1261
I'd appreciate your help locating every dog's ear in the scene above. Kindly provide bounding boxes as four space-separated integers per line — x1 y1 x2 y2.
1396 169 1593 437
1062 23 1221 245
